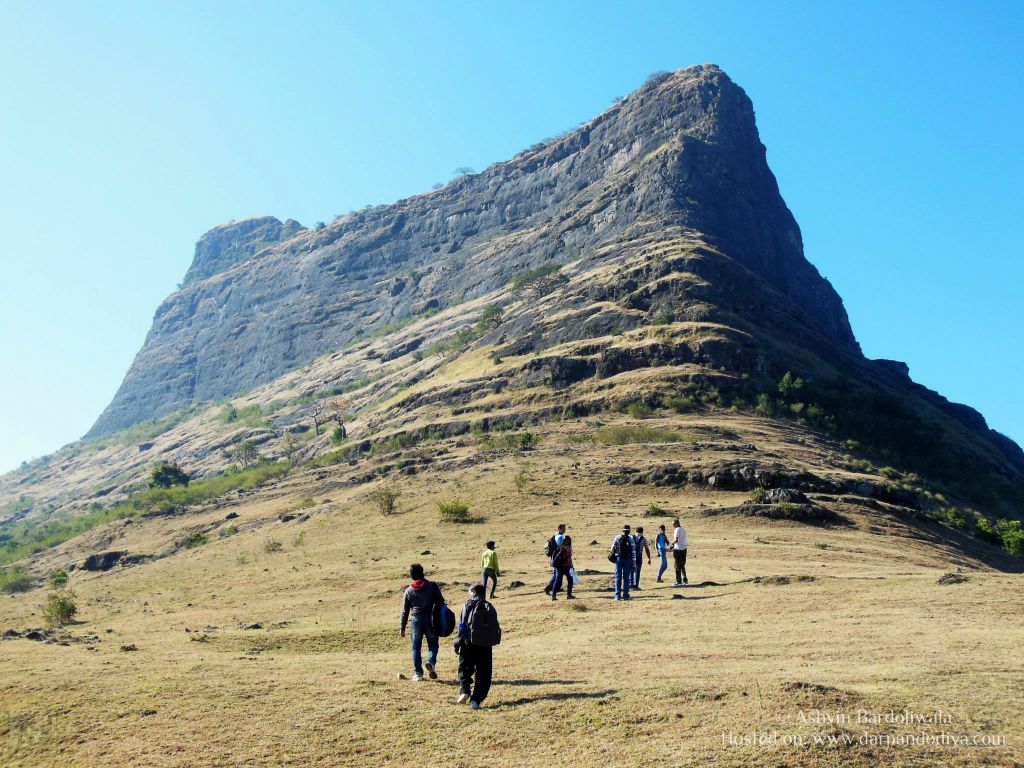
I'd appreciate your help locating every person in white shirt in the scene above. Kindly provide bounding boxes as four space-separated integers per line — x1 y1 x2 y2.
671 519 688 587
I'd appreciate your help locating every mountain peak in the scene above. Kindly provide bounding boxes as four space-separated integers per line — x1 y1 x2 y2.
181 216 304 286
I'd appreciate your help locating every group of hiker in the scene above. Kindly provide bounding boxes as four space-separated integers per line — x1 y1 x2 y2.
398 519 689 708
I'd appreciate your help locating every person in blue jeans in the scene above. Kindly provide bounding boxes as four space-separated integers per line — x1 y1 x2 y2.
632 526 651 589
543 523 566 596
655 524 669 582
610 525 635 601
399 563 444 681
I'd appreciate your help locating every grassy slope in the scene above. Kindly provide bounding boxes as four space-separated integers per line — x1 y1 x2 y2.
1 415 1021 768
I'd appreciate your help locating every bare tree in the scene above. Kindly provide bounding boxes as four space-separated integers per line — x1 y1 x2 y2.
452 166 474 178
309 402 327 436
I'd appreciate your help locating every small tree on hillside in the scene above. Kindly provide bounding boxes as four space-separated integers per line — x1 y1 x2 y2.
309 402 327 436
149 461 190 488
231 440 262 468
279 431 301 462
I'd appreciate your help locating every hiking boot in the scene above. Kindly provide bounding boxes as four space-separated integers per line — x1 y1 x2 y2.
683 578 689 585
566 594 576 600
470 700 480 710
671 582 683 587
543 585 551 595
551 594 557 601
456 693 470 705
412 674 423 682
425 662 437 680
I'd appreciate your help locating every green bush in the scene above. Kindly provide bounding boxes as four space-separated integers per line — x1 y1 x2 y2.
0 564 32 593
263 538 283 553
184 532 209 549
777 502 797 518
149 461 190 489
48 568 69 589
369 485 401 516
43 589 77 627
221 524 239 538
499 432 538 453
996 519 1024 558
935 506 968 530
754 393 775 417
644 503 667 517
777 372 804 398
665 396 697 413
438 499 471 522
749 487 768 504
292 531 306 548
626 402 654 419
511 264 565 293
975 517 1001 545
330 425 347 446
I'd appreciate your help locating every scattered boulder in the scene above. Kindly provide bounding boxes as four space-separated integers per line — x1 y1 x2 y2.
82 551 127 571
420 550 432 555
225 512 239 520
937 572 969 585
243 623 263 630
278 513 296 523
120 644 138 652
761 488 807 504
507 581 525 589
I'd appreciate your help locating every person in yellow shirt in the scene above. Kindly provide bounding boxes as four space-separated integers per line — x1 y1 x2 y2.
481 541 500 598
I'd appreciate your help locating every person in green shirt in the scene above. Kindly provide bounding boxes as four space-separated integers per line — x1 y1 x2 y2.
481 541 500 598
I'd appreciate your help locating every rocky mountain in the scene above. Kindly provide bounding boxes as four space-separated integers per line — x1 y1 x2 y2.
87 64 858 439
4 64 1022 539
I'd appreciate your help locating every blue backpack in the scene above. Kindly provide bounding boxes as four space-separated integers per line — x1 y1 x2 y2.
433 584 456 637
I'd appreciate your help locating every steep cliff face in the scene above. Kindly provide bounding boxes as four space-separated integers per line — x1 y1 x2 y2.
182 217 305 286
87 65 857 438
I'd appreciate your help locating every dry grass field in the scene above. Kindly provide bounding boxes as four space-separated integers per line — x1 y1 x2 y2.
2 416 1022 768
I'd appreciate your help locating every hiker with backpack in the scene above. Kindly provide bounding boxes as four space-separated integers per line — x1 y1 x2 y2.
655 524 670 582
549 535 576 600
543 523 566 596
455 583 501 710
671 519 689 587
399 563 449 681
631 526 651 590
609 525 635 601
481 540 500 598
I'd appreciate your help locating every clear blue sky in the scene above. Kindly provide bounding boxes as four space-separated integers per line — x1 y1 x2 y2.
1 1 1021 473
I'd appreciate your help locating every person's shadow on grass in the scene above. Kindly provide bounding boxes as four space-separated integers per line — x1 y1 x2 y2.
488 689 618 709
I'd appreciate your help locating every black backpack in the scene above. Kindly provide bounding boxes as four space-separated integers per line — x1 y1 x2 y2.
544 536 558 558
618 535 631 559
467 599 502 647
